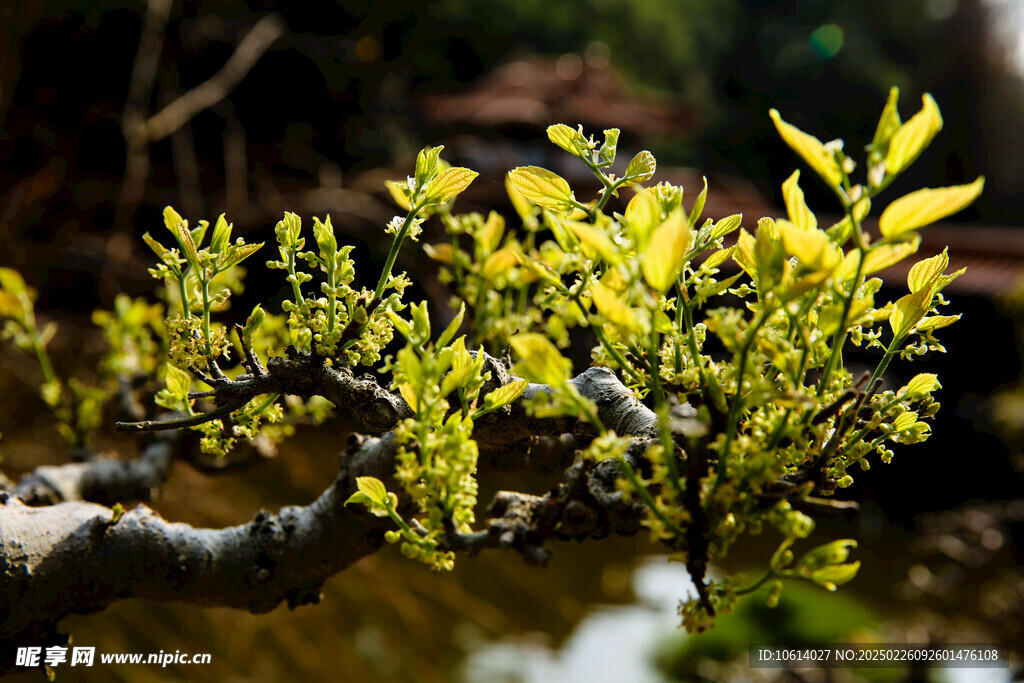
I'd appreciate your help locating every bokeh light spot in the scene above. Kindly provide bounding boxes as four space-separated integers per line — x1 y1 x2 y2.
809 23 845 59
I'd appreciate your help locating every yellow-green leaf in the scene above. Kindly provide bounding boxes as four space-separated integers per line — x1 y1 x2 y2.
893 412 919 431
902 373 940 398
483 378 529 410
781 170 816 230
441 364 474 398
423 166 478 205
709 214 742 242
398 382 418 413
879 177 984 237
164 363 191 399
482 246 520 280
769 109 843 188
733 229 758 280
625 187 661 248
885 93 942 175
415 145 444 186
565 220 619 264
510 333 571 387
623 150 656 184
915 314 960 332
223 242 264 269
506 174 539 228
777 220 835 269
826 197 871 244
385 180 412 210
423 242 454 264
142 232 170 258
437 303 466 349
355 476 389 505
642 210 691 292
508 166 576 212
547 123 588 158
870 86 902 162
689 176 708 226
590 280 638 332
889 287 933 340
476 211 505 253
836 237 920 282
907 248 949 293
210 214 232 254
701 246 736 272
163 206 185 236
176 221 201 273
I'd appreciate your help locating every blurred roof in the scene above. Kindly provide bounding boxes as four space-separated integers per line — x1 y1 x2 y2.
418 53 697 135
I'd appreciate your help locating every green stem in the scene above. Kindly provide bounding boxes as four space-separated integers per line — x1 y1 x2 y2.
714 306 772 491
867 338 901 390
566 285 644 385
816 250 864 398
234 394 280 422
594 179 624 214
614 451 688 539
681 295 709 390
287 248 303 304
177 273 191 320
200 278 213 357
374 206 421 302
735 569 775 596
326 256 337 340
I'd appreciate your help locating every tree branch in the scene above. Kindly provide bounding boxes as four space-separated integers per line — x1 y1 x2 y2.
141 15 284 143
8 435 178 506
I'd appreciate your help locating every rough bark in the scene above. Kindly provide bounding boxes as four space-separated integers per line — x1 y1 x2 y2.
0 356 659 663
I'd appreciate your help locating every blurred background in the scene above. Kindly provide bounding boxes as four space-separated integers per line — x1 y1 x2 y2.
2 0 1023 680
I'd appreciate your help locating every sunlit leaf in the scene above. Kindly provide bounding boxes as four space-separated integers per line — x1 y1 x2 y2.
889 287 933 340
708 214 742 242
508 166 576 212
915 314 960 332
907 248 949 293
642 210 691 292
547 123 588 158
385 180 412 210
423 166 478 205
782 170 816 230
689 176 708 226
243 304 265 341
355 476 389 505
483 379 529 411
624 187 661 248
164 363 191 399
482 246 521 280
210 214 232 254
564 219 619 264
510 333 571 386
598 128 619 165
835 237 920 281
222 243 264 269
885 93 942 175
623 151 656 184
879 177 984 237
476 211 505 254
769 109 843 188
869 86 902 163
415 145 444 187
902 373 940 398
590 280 638 332
437 303 466 349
